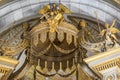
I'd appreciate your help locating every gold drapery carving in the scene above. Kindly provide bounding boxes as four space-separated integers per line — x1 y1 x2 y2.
53 43 76 54
31 44 52 57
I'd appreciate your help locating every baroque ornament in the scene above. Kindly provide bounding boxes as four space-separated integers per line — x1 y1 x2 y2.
0 3 120 80
23 3 85 79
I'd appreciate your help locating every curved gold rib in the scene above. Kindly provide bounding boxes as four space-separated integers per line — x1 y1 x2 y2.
31 44 51 57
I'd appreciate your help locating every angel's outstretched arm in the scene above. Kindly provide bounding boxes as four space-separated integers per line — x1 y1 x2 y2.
110 18 116 28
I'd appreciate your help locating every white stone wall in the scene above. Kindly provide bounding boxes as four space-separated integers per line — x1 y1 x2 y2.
87 52 120 67
0 0 120 32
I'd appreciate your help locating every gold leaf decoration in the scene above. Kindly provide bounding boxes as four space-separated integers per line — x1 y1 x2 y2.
66 33 72 45
49 32 56 42
57 30 64 42
40 31 47 43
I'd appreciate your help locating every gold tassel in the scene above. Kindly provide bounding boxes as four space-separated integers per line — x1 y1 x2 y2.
58 62 64 74
40 31 47 43
36 59 42 71
49 62 56 74
43 61 48 73
49 32 56 42
57 30 64 42
66 33 72 45
65 60 71 73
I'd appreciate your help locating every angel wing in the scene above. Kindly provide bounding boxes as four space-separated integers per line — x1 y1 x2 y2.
110 27 120 34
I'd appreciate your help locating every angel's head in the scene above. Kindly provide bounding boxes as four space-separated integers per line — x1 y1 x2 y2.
53 3 57 9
